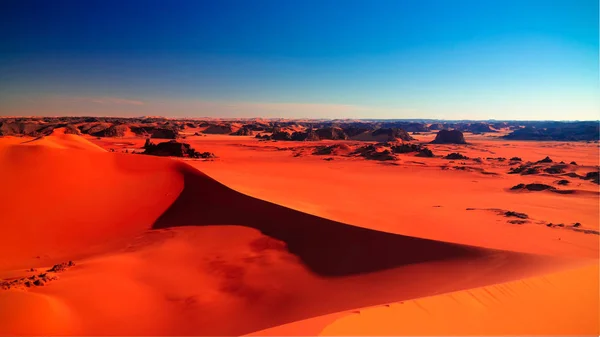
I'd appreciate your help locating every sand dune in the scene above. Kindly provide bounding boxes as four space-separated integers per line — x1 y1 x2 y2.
0 133 597 335
18 127 106 152
320 263 599 336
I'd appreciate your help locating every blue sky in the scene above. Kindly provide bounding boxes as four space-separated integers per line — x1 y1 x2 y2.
0 0 598 120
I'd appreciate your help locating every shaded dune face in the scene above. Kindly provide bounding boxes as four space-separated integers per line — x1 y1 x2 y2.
154 164 487 277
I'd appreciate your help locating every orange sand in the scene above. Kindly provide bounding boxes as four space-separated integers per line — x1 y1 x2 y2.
0 132 598 336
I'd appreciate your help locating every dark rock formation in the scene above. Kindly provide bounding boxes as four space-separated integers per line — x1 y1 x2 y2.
510 183 574 194
64 124 81 135
459 123 496 133
291 128 320 141
203 124 235 134
47 261 75 273
91 124 128 137
510 157 522 161
504 211 528 219
231 127 254 136
544 165 566 174
508 165 541 175
583 171 599 184
503 122 599 141
315 127 348 140
536 156 553 163
0 121 44 136
271 131 292 141
444 152 469 160
390 143 422 154
313 144 352 156
143 139 214 158
371 128 413 141
130 126 178 139
352 145 397 161
416 148 435 158
431 130 467 144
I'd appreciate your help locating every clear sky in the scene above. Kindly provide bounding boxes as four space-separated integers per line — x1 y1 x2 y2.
0 0 598 120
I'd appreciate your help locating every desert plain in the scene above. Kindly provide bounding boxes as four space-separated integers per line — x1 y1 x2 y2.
0 118 598 336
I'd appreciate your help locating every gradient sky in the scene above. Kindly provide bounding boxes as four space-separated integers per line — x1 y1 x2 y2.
0 0 598 120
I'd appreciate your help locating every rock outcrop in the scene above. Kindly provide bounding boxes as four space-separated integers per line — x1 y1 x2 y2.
431 130 467 144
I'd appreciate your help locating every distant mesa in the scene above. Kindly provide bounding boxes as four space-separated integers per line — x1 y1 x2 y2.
459 122 497 134
315 127 348 140
503 122 599 141
130 126 178 139
91 124 129 137
371 128 413 142
271 130 292 141
431 130 467 144
202 124 235 135
293 128 320 141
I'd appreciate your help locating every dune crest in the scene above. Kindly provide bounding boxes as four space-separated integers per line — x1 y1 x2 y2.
18 128 107 152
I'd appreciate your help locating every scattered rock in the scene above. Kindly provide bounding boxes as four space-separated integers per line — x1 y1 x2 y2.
556 179 570 185
508 165 541 175
508 220 527 224
312 144 352 156
583 171 599 184
536 156 553 163
544 164 567 174
47 261 75 273
572 222 581 227
390 143 422 154
444 152 469 160
416 148 435 158
505 211 528 219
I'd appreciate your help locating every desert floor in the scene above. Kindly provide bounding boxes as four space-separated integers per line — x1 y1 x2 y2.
0 130 598 336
